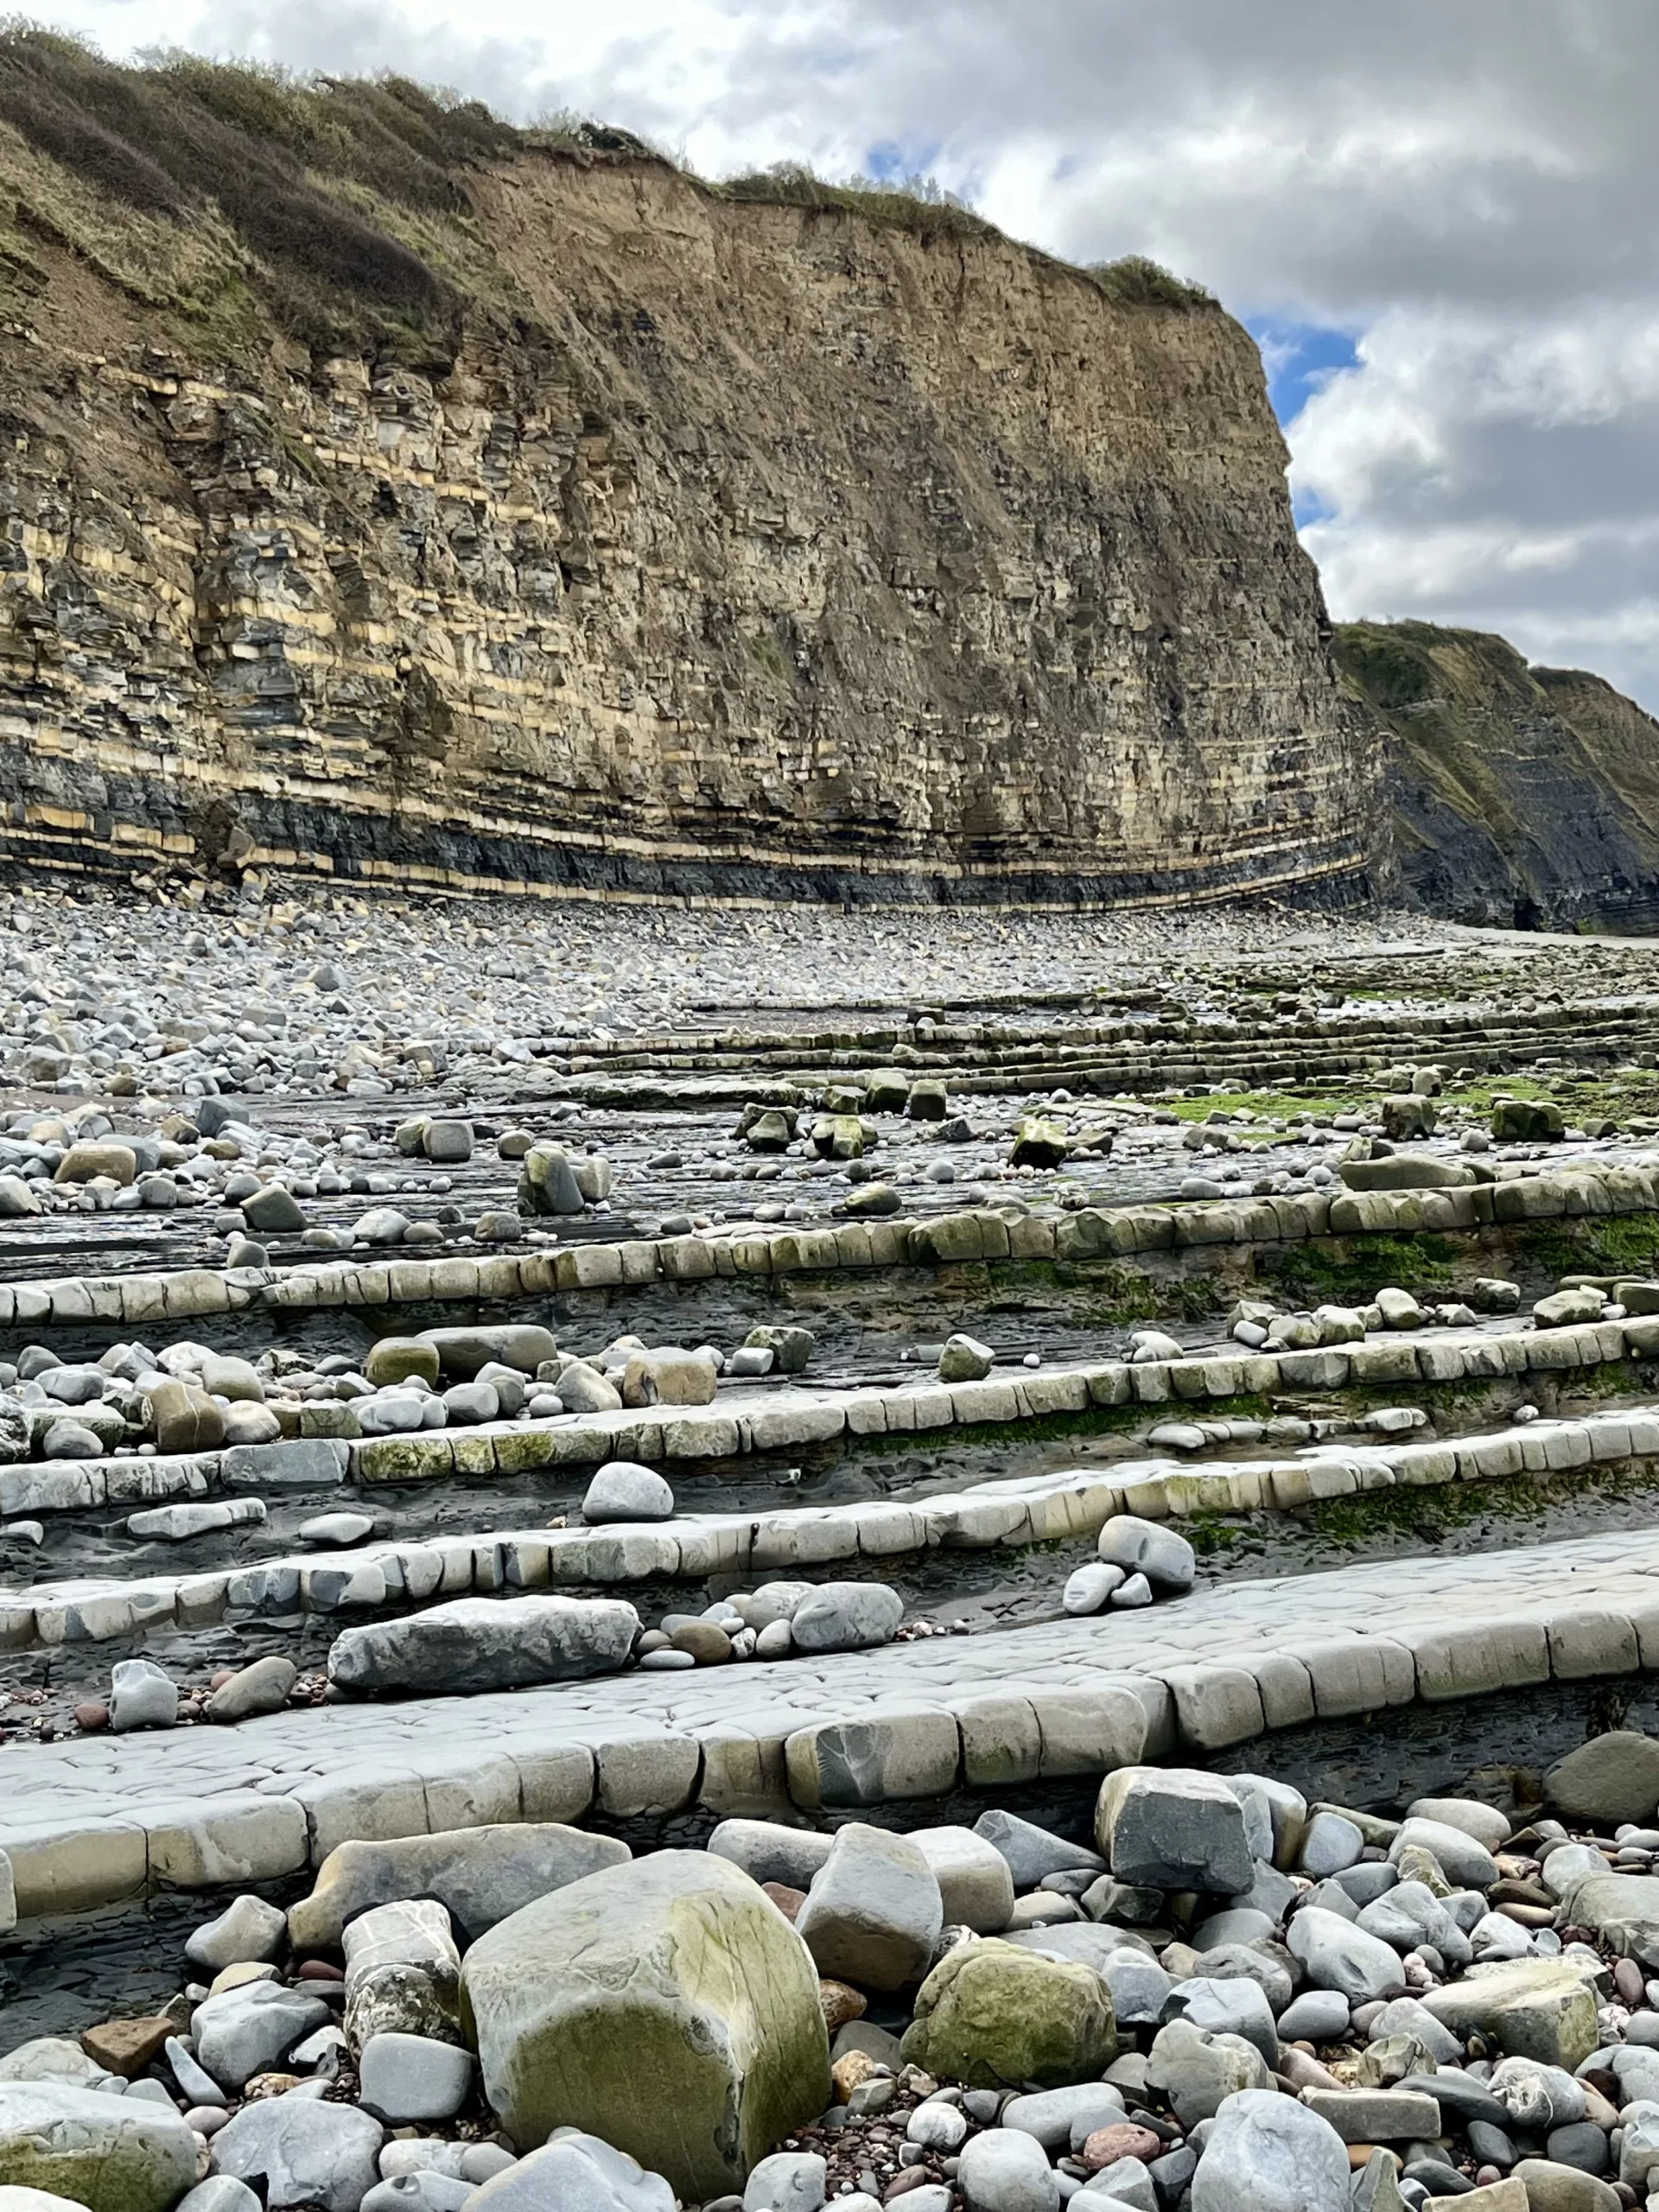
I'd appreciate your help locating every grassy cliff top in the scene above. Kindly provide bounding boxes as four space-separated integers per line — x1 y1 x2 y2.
0 28 1213 358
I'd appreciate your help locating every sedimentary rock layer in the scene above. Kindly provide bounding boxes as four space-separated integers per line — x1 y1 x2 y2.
0 56 1372 906
1343 620 1659 931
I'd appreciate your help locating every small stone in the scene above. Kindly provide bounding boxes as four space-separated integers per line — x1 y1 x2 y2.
1082 2123 1161 2171
79 2017 171 2079
108 1657 177 1733
186 1893 289 1974
818 1980 866 2032
956 2128 1058 2212
938 1335 995 1382
1063 1563 1125 1616
297 1512 374 1547
357 2031 474 2124
582 1462 675 1523
207 1656 297 1724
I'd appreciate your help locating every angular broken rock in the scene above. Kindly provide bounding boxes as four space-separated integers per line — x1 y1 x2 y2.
1094 1768 1252 1895
1145 2018 1269 2128
795 1825 943 1991
327 1595 638 1695
459 1851 830 2199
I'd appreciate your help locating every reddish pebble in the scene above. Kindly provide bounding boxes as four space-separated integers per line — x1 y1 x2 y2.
882 2176 935 2204
209 1670 235 1692
1083 2125 1162 2171
1616 1957 1646 2007
73 1702 109 1732
295 1959 345 1982
762 1881 806 1923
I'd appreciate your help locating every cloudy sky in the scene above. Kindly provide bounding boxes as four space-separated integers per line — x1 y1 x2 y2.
31 0 1659 705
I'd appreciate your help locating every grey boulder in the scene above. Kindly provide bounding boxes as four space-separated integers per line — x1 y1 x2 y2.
211 2097 385 2212
1001 2084 1126 2151
582 1462 675 1523
956 2127 1059 2212
706 1821 835 1893
1387 1817 1498 1891
1190 2087 1353 2210
361 2174 475 2212
789 1583 904 1654
192 1982 332 2088
464 2132 674 2212
0 2084 197 2212
176 2178 264 2212
973 1810 1103 1888
186 1892 288 1973
289 1822 630 1948
743 2150 827 2212
1545 1731 1659 1827
207 1656 297 1723
357 2032 473 2123
1286 1908 1407 2005
327 1594 639 1694
796 1823 943 1990
1096 1515 1195 1595
108 1656 176 1732
1095 1768 1253 1896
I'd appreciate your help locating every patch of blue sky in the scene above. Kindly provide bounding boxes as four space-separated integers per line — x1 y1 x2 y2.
1245 317 1360 429
862 139 942 184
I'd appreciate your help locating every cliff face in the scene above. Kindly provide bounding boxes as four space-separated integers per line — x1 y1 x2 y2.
0 52 1374 906
1338 621 1659 932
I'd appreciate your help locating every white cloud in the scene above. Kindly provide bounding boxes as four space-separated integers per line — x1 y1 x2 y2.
30 0 1659 703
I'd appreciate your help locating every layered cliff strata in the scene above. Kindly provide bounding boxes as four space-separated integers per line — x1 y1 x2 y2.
0 46 1375 906
1340 621 1659 932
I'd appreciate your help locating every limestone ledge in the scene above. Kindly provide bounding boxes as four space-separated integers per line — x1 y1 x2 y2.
4 1525 1659 1924
2 1157 1656 1334
2 1310 1651 1535
10 1397 1659 1652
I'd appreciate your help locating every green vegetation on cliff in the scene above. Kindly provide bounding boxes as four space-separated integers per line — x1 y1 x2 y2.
0 29 1211 356
1338 620 1659 931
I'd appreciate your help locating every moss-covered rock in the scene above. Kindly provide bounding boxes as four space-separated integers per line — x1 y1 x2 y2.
899 1937 1116 2088
459 1851 830 2198
0 2084 197 2212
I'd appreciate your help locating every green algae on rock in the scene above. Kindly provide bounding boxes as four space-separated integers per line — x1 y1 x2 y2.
459 1852 831 2197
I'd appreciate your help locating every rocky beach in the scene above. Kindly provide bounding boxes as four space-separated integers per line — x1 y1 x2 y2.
0 878 1658 2209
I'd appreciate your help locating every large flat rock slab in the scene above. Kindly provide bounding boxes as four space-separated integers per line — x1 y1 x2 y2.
3 1526 1659 1921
